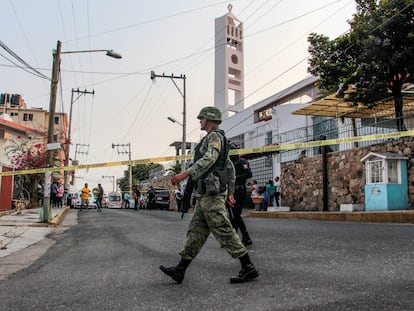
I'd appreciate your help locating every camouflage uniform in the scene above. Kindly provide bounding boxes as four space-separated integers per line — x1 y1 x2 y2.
179 128 247 260
160 106 258 284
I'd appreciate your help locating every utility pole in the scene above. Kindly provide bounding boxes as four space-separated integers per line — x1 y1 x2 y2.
42 40 121 223
64 88 94 192
112 143 132 196
43 40 62 223
150 71 186 172
102 175 115 192
75 143 89 158
69 143 89 188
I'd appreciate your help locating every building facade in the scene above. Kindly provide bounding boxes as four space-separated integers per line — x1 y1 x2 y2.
0 93 68 168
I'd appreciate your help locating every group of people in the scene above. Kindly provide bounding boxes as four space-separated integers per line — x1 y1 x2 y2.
50 181 65 208
80 182 103 211
250 176 282 211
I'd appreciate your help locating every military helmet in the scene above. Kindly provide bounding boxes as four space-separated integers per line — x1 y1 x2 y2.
197 106 222 124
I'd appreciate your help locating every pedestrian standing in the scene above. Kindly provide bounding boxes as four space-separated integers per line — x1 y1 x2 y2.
160 106 259 284
50 181 58 207
250 180 258 197
260 183 269 211
81 183 90 210
227 143 253 246
175 184 183 212
274 176 281 207
265 179 275 207
147 186 156 209
133 185 141 210
96 183 104 212
56 182 64 208
123 192 130 209
37 181 43 207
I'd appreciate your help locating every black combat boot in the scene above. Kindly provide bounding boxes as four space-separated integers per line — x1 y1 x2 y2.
159 258 191 284
230 253 259 284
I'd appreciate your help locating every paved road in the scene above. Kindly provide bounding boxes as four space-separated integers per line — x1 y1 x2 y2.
0 209 412 310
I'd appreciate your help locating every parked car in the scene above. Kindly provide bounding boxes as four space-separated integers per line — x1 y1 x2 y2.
73 192 96 209
67 192 80 208
106 192 123 209
154 188 170 210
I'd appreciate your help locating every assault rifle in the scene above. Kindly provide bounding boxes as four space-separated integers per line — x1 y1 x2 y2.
181 176 195 219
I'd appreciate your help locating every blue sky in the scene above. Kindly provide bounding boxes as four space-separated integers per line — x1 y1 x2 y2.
1 0 356 189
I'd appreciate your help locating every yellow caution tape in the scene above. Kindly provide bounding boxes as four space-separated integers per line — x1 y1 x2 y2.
1 130 413 177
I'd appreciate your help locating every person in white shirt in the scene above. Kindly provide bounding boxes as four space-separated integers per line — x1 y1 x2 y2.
274 176 281 207
174 184 184 212
250 180 259 197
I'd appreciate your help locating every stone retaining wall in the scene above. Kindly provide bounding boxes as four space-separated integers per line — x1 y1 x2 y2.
281 137 414 211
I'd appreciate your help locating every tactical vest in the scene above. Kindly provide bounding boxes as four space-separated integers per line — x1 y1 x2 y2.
194 129 229 194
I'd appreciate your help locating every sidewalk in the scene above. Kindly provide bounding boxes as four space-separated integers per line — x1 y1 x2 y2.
0 206 69 227
247 208 414 224
0 206 69 259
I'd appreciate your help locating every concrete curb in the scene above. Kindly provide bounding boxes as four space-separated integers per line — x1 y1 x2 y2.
0 222 49 228
247 210 414 224
48 206 70 227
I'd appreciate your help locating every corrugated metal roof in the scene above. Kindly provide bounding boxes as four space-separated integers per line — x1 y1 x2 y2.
292 93 414 119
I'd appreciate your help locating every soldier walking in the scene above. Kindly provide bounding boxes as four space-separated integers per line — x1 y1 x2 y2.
228 143 253 246
159 106 259 284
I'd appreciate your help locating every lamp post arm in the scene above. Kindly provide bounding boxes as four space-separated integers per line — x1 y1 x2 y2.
61 49 122 59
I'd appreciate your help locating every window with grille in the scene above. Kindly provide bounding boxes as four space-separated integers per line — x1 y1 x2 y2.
366 159 383 184
23 113 33 121
387 160 399 183
249 156 273 188
366 158 400 184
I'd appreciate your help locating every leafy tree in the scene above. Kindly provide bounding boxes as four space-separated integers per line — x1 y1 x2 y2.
308 0 414 130
5 137 46 202
118 162 163 192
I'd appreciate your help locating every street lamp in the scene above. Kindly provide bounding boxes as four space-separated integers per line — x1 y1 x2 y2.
167 116 183 126
61 49 122 59
151 71 186 172
42 40 121 223
167 116 184 168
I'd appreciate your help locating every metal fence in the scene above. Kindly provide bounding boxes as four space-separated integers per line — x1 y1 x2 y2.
277 112 414 163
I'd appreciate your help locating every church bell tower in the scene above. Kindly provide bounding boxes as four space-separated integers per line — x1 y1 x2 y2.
214 5 244 119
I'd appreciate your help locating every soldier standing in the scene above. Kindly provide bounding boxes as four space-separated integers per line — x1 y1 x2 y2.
133 184 141 210
160 106 259 284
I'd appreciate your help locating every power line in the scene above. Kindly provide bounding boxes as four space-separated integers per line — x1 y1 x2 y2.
0 40 49 80
245 0 347 38
8 0 43 80
64 0 232 43
0 53 49 80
